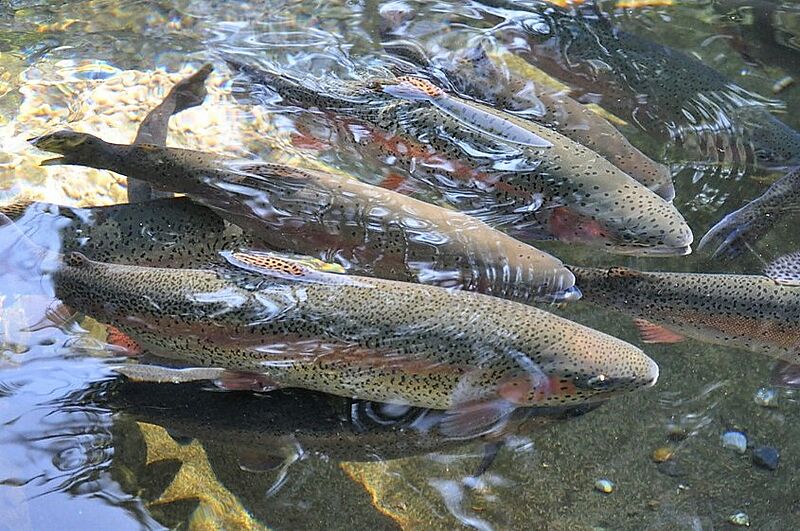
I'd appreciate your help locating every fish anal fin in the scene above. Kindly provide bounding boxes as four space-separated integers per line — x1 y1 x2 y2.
633 318 686 344
214 370 282 393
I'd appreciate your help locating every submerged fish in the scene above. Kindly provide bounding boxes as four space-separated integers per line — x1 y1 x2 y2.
105 380 603 468
0 197 253 268
482 1 800 169
381 37 673 199
570 262 800 365
227 61 692 255
699 166 800 258
53 249 658 435
32 131 580 303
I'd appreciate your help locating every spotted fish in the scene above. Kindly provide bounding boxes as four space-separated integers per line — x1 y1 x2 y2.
32 130 580 303
227 60 693 256
480 1 800 169
0 198 254 268
380 37 673 199
699 166 800 258
570 263 800 365
53 250 659 435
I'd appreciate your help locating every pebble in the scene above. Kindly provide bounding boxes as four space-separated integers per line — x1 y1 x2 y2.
651 447 673 463
594 478 614 494
752 446 780 471
721 430 748 454
753 387 779 408
728 511 750 527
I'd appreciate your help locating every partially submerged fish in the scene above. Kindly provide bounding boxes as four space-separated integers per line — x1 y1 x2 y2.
380 36 673 199
53 249 659 435
32 131 580 303
699 166 800 258
227 61 692 255
570 261 800 364
482 1 800 169
0 198 253 268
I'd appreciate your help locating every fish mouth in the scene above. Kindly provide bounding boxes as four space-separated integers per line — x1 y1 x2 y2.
536 285 582 304
573 358 660 395
607 243 692 257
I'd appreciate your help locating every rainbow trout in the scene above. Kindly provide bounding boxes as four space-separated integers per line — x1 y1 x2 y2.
380 25 673 199
570 263 800 364
0 197 253 268
32 131 580 303
53 250 659 435
480 1 800 169
699 166 800 258
227 61 692 256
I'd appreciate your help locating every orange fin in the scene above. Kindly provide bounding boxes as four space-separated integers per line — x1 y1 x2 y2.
378 172 410 192
633 318 686 344
106 325 142 356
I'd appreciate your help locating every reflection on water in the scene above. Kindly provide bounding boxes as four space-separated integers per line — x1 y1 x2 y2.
1 0 800 529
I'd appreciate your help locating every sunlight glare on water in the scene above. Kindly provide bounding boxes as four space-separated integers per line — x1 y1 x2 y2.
1 0 800 529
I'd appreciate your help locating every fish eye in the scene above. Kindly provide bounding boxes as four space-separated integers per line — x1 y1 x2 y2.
586 374 612 390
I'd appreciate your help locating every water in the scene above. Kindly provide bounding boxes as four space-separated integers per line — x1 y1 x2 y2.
1 0 800 529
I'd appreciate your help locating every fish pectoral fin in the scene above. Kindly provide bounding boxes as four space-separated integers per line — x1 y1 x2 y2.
113 364 229 384
213 370 282 393
765 251 800 286
633 318 686 344
439 398 517 440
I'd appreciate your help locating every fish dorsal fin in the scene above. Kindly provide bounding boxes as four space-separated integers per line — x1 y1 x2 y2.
765 252 800 286
221 250 345 279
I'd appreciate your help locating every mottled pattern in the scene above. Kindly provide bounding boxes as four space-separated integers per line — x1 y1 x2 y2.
571 266 800 364
32 131 579 303
53 253 658 410
765 252 800 286
0 198 253 268
229 63 692 256
385 39 674 200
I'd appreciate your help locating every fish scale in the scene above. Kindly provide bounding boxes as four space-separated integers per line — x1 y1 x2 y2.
53 251 659 416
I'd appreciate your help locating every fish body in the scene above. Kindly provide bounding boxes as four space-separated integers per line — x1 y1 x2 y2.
699 166 800 258
571 265 800 363
53 250 659 421
1 198 253 268
488 2 800 168
382 36 674 200
228 62 692 255
33 131 579 303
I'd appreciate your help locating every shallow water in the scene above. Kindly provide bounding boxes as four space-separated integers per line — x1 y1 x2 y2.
2 0 800 529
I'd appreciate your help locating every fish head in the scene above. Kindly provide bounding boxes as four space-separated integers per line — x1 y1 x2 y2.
545 182 694 256
30 130 110 167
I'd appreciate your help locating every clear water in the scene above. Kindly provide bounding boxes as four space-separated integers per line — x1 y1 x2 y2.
1 1 800 529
